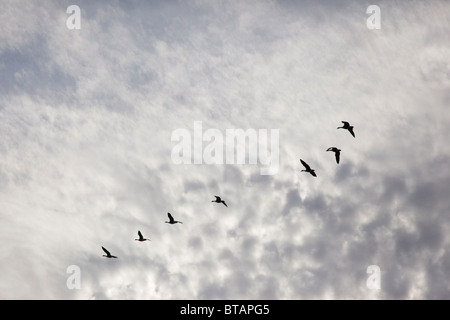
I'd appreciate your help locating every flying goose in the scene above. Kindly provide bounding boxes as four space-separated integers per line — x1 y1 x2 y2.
165 212 183 224
300 159 317 177
326 147 341 164
135 230 150 242
102 246 118 258
212 196 228 207
337 121 355 138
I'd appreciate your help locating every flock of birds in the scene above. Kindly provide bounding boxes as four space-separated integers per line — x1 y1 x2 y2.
300 121 355 177
101 196 228 258
101 121 354 258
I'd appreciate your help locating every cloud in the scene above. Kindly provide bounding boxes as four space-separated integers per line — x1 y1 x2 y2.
0 0 449 300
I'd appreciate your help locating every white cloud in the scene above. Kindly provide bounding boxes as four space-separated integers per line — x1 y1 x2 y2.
0 0 449 299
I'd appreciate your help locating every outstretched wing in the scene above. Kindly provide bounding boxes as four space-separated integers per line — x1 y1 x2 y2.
222 201 228 207
300 159 311 171
138 230 143 239
167 212 175 223
335 151 340 164
310 171 317 177
341 121 349 126
348 127 355 137
102 246 111 256
214 196 221 201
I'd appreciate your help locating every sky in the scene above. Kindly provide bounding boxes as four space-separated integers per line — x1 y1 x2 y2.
0 0 449 300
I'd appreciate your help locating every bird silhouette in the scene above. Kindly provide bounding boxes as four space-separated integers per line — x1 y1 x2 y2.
326 147 341 164
212 196 228 207
337 121 355 137
300 159 317 177
166 212 183 224
102 246 118 258
135 230 150 242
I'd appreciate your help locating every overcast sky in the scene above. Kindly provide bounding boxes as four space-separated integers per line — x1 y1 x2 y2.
0 0 449 299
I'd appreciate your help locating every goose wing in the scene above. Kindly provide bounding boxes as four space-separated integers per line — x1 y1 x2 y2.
102 246 111 256
138 230 143 240
300 159 311 171
167 212 175 223
335 150 340 164
348 127 355 137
